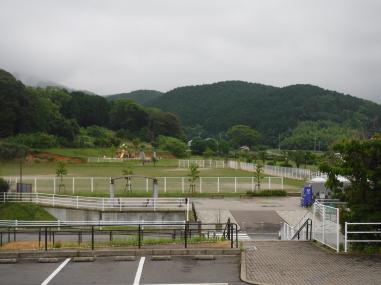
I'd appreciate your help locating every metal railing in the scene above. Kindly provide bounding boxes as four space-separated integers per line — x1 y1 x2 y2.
344 222 381 252
1 192 189 216
313 200 340 252
291 218 312 240
280 211 312 240
0 221 239 250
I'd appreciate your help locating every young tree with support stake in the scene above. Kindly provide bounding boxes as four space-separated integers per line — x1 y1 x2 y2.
255 163 263 191
188 163 200 194
56 161 67 193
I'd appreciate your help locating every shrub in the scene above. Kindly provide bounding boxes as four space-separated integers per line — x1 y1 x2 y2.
0 178 9 193
0 142 29 160
246 190 287 197
7 132 58 148
158 136 187 158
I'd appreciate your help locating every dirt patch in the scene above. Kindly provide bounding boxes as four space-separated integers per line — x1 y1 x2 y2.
26 152 85 164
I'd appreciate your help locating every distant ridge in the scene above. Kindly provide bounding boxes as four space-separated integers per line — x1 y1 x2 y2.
106 90 163 104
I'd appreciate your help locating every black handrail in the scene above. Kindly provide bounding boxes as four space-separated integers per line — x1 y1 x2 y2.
291 218 312 240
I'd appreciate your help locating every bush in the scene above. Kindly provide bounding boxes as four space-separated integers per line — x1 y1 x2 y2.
158 136 187 158
246 190 287 197
0 178 9 193
7 132 58 148
0 142 29 160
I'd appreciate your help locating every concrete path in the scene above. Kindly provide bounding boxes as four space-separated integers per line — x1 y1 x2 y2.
242 241 381 285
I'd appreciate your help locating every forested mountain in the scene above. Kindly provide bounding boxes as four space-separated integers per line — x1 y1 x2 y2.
146 81 381 146
0 69 182 148
106 90 163 104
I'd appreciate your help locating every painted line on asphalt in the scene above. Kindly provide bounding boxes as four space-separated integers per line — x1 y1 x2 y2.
143 283 228 285
133 256 146 285
41 258 71 285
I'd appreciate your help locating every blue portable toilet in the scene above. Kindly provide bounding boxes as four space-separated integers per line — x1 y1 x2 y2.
301 186 314 207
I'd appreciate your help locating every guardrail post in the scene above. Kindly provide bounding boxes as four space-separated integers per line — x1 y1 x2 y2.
72 177 75 194
322 205 325 243
184 221 188 248
38 228 41 248
91 177 94 193
234 177 237 193
91 226 94 250
138 224 141 249
45 227 48 251
344 222 348 253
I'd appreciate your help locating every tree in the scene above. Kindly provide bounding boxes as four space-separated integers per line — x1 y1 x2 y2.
0 178 9 194
289 151 305 168
56 162 68 192
109 100 149 133
188 163 200 194
255 163 263 191
319 139 381 250
203 147 215 158
227 125 261 148
158 136 187 158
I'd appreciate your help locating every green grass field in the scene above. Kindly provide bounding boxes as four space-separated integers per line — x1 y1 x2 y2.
0 203 56 220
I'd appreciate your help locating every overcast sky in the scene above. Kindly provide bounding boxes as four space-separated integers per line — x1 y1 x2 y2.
1 0 380 102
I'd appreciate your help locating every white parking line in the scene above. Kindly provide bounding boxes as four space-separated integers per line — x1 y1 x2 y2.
41 258 71 285
144 283 228 285
133 257 146 285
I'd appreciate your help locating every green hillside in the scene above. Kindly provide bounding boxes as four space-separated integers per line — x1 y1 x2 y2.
106 90 163 104
147 81 381 146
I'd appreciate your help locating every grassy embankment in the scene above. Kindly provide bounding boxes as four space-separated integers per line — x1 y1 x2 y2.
0 203 55 220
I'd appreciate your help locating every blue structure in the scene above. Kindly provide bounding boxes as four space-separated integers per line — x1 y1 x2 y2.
301 186 314 207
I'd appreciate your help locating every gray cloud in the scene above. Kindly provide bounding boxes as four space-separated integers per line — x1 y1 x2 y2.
0 0 380 102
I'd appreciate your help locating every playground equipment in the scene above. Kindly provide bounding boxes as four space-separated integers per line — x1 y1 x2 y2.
109 175 159 199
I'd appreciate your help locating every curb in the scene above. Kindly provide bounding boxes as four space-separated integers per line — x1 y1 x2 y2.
114 256 136 261
0 258 17 264
151 255 171 261
38 258 59 263
192 255 215 260
72 256 95 262
0 248 240 260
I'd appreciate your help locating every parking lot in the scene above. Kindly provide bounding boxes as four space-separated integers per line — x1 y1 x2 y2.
0 256 246 285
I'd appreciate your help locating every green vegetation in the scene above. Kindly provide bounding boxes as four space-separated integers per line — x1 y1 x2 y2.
147 81 381 148
106 90 163 104
245 190 287 197
0 203 56 220
320 138 381 252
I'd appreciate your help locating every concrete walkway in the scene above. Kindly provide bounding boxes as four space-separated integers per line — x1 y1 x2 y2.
242 241 381 285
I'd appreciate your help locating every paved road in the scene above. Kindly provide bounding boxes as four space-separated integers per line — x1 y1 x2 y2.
0 256 246 285
243 241 381 285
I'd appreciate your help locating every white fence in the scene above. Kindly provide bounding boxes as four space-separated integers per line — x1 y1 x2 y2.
179 159 311 180
3 175 284 194
1 192 189 216
344 222 381 252
312 200 340 252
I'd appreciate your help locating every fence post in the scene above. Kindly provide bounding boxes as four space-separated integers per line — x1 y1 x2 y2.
199 177 202 193
312 203 315 240
91 226 94 250
234 177 237 193
164 177 167 193
336 208 340 252
52 194 55 207
344 222 348 253
138 224 141 249
186 199 190 221
34 178 37 193
217 177 220 193
76 196 79 209
91 177 94 193
268 177 271 190
322 205 325 243
146 178 149 193
182 177 185 193
53 178 56 194
45 227 48 251
72 177 75 194
281 177 284 190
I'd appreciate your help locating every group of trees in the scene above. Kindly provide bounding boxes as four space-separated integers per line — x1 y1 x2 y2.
0 69 182 150
147 81 381 148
